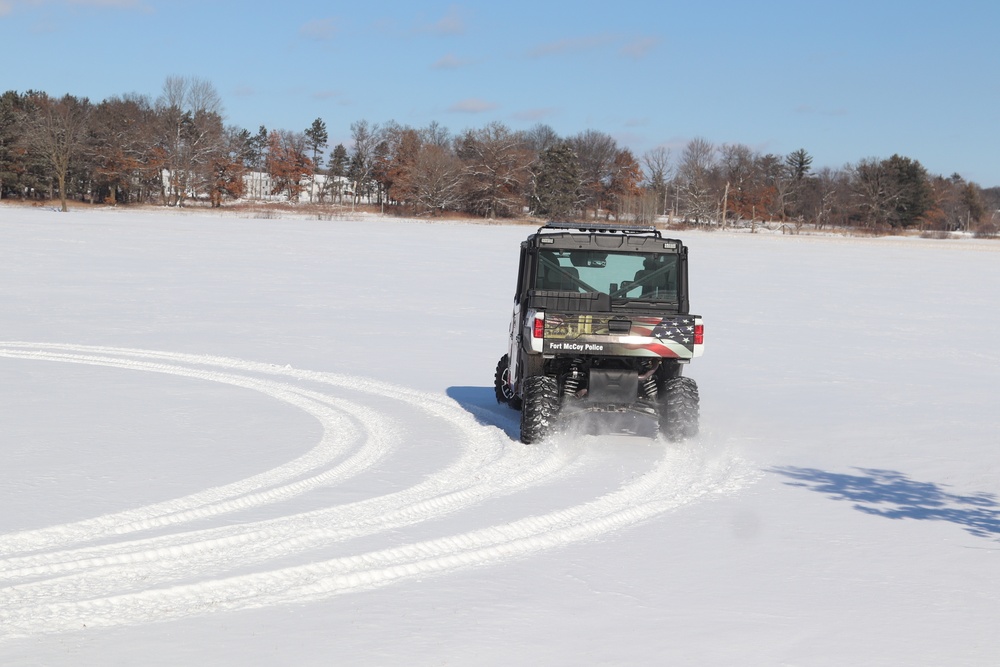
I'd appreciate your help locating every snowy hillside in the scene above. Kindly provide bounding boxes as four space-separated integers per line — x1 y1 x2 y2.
1 207 998 666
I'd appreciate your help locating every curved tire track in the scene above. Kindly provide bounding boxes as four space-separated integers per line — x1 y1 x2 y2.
0 342 757 640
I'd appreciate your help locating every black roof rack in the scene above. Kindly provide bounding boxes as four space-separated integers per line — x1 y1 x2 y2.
539 221 661 236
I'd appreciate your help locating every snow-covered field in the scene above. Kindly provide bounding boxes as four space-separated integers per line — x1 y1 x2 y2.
1 206 998 666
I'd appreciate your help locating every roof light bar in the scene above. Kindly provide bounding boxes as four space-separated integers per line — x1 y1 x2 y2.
539 221 660 236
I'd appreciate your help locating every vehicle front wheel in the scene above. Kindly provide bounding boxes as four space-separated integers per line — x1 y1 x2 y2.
494 354 521 409
520 375 560 444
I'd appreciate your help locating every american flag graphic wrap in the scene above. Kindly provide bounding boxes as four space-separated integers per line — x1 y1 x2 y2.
543 314 702 359
651 318 697 344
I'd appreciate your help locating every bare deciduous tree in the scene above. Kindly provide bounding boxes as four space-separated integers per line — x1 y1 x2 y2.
22 93 91 211
457 121 533 219
571 129 617 219
850 157 900 229
89 93 157 204
676 137 718 223
155 76 225 206
606 148 643 221
207 126 249 207
642 146 672 216
411 144 464 214
522 123 560 153
419 121 451 149
719 143 763 223
266 129 313 202
347 119 381 209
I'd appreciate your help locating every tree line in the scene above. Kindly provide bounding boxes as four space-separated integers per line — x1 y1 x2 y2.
1 77 997 234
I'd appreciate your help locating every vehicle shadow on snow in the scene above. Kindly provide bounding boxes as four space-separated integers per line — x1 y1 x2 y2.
771 466 1000 540
446 386 520 440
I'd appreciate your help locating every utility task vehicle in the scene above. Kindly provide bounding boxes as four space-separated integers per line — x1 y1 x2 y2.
495 222 704 444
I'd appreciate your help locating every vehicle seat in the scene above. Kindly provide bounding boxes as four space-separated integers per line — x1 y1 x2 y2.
633 266 656 296
540 264 579 291
634 258 672 296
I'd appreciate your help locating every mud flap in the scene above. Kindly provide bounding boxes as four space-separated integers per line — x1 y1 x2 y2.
587 369 639 406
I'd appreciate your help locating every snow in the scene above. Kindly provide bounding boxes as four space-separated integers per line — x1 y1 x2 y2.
1 206 998 665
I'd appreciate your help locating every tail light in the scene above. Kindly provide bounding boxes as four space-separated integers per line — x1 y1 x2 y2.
533 317 545 339
694 323 704 345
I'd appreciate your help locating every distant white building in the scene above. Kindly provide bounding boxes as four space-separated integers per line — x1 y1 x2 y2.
242 172 354 203
161 169 359 204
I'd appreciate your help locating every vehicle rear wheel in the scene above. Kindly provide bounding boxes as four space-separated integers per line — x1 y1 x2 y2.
520 375 560 444
658 377 699 441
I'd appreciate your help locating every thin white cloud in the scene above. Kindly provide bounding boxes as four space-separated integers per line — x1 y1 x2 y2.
796 104 848 117
418 4 465 36
431 53 471 69
526 33 661 60
620 36 659 59
512 107 558 121
526 34 617 58
448 98 499 113
312 89 342 100
2 0 148 13
300 17 337 41
68 0 146 7
312 90 351 105
612 131 645 149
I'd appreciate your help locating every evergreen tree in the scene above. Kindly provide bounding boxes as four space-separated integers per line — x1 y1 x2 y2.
961 181 985 226
532 141 582 219
884 154 931 228
0 90 23 199
329 143 348 176
324 142 349 203
304 118 328 170
248 125 268 170
785 148 813 181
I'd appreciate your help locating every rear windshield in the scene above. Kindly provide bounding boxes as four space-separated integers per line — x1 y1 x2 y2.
535 249 678 303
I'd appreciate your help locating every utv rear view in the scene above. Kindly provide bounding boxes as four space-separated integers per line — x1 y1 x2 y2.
494 222 704 444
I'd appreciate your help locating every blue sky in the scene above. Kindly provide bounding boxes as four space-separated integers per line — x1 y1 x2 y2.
2 0 998 185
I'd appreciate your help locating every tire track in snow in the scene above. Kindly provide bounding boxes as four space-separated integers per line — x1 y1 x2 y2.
0 343 757 641
0 348 396 554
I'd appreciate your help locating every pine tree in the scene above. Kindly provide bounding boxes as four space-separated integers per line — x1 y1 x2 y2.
325 143 349 202
304 118 328 170
884 154 931 228
329 143 348 176
785 148 813 181
532 141 581 219
0 91 24 199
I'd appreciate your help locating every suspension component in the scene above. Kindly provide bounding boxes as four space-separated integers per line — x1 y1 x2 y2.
563 358 585 398
639 359 660 400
